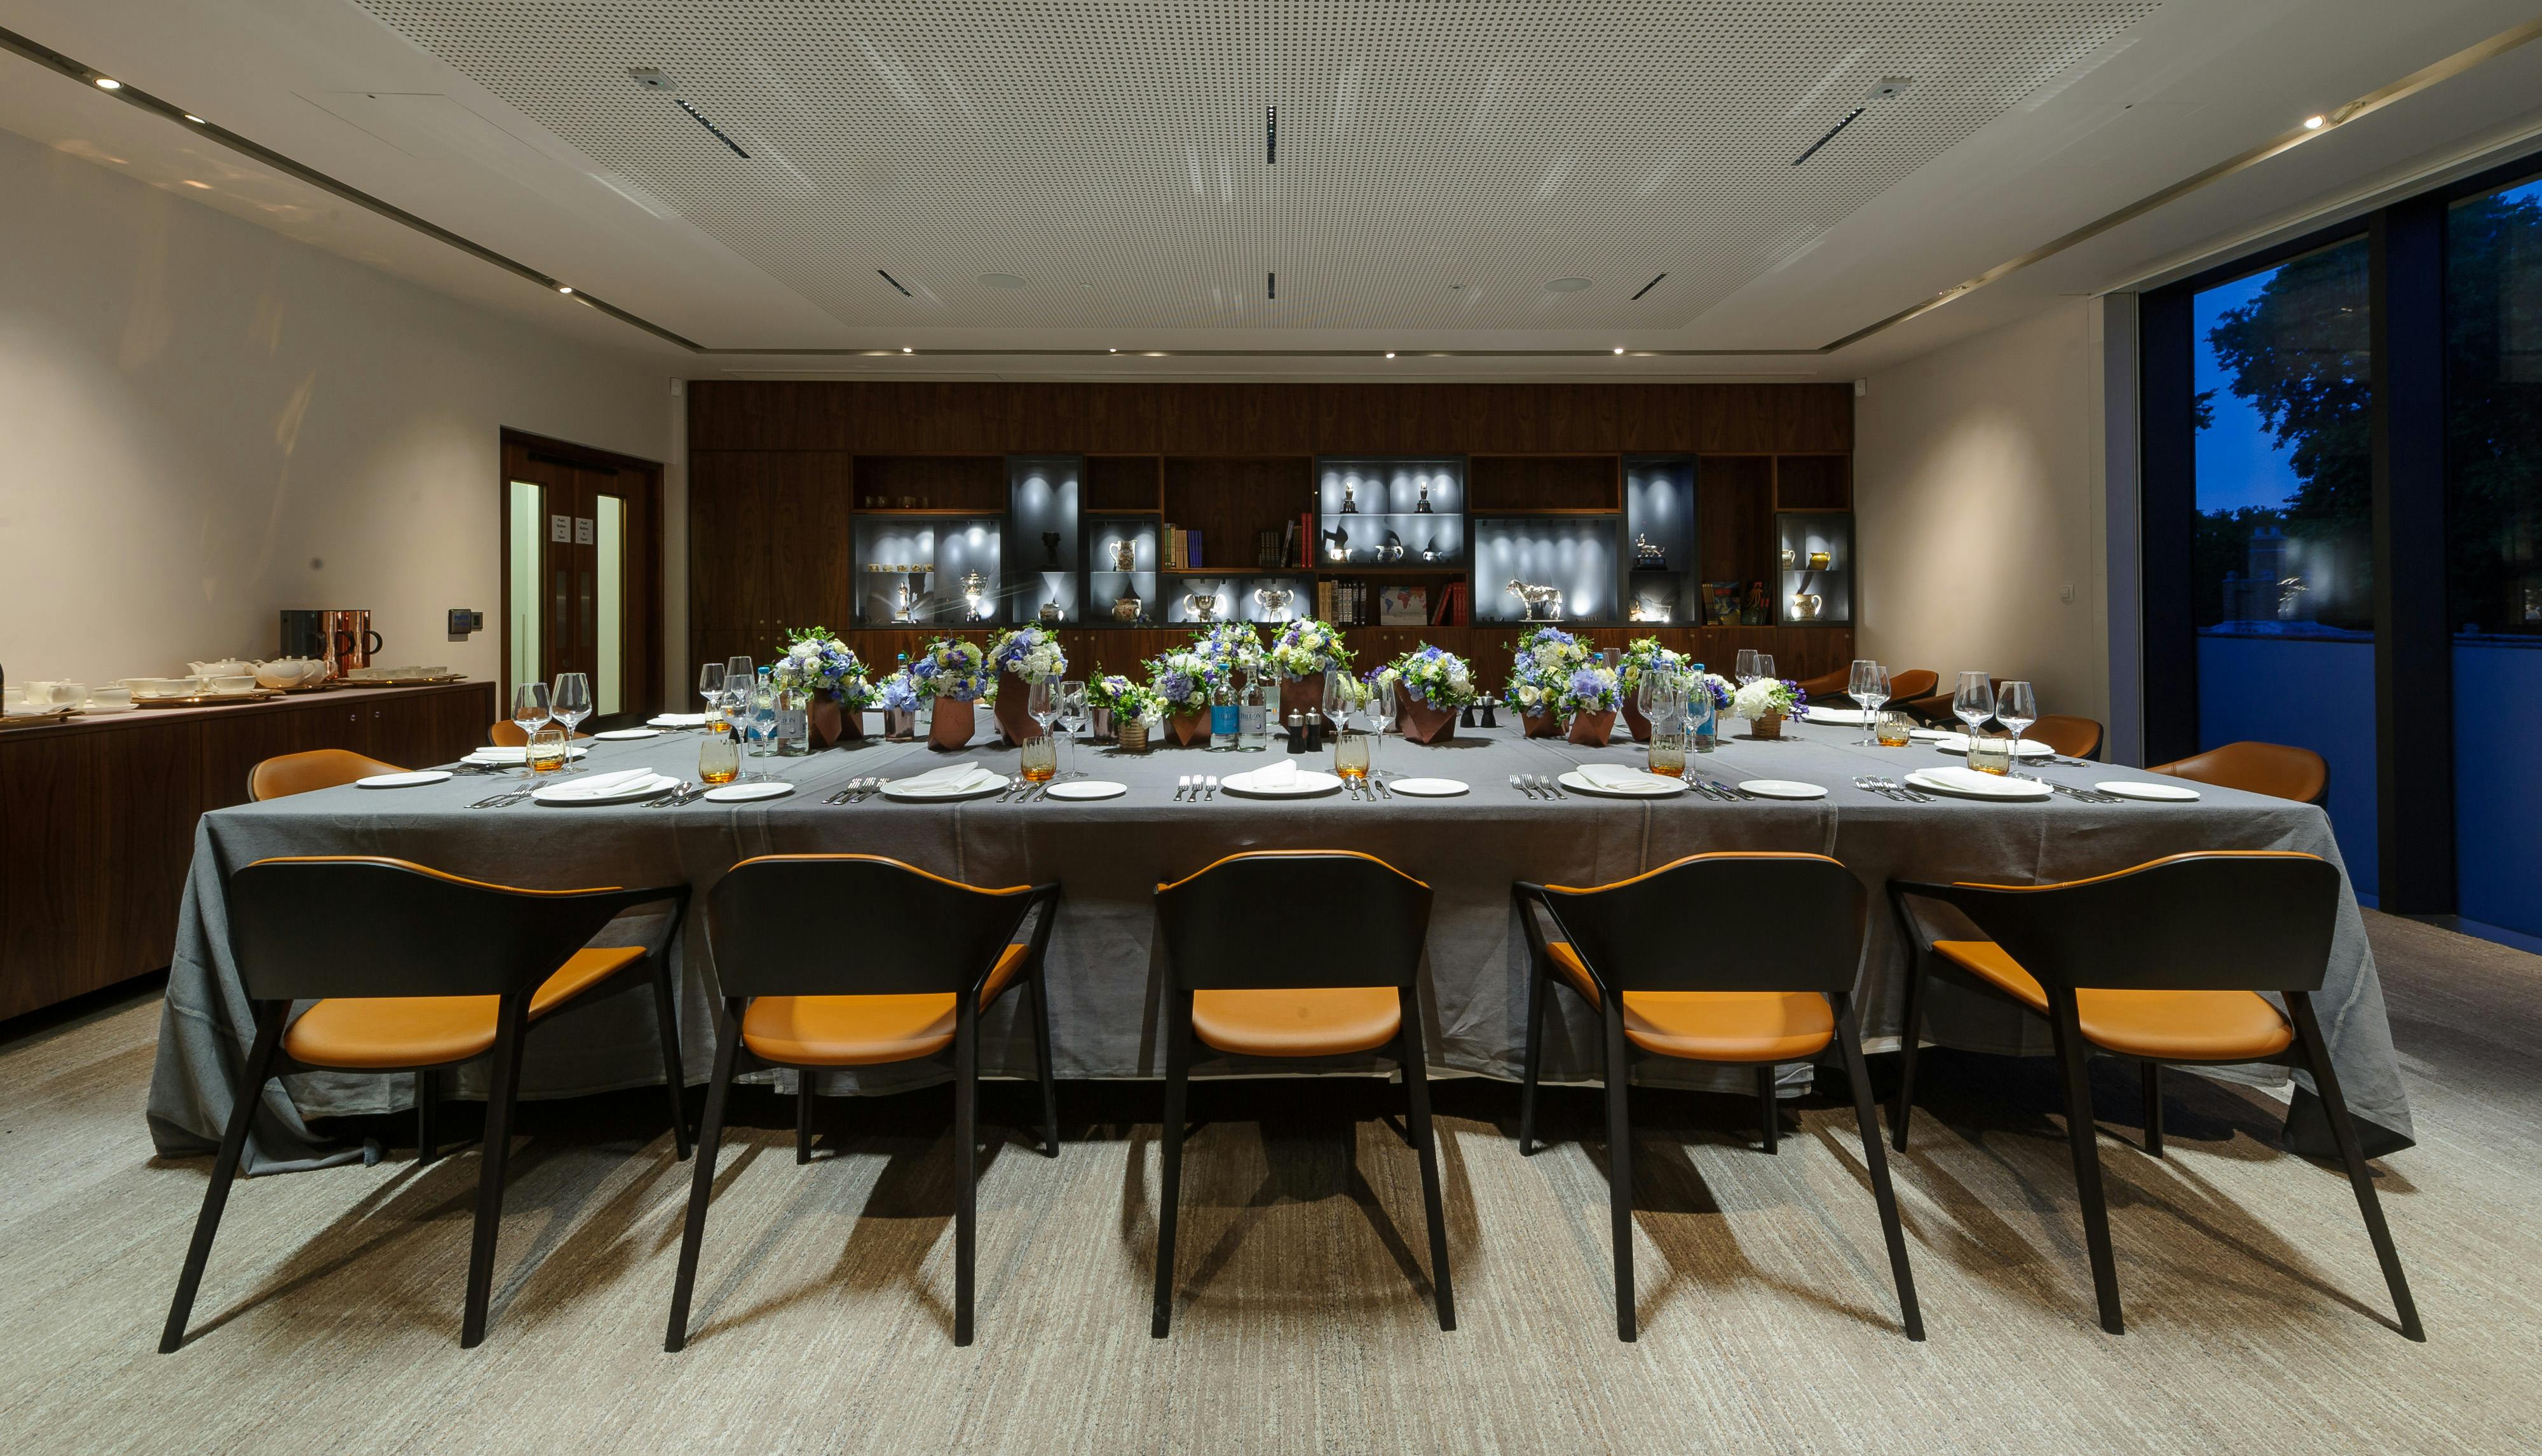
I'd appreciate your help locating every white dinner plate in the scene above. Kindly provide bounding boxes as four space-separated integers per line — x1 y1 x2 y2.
648 713 710 728
530 773 680 806
1904 768 2053 801
1387 777 1469 797
2097 779 2201 803
1558 769 1689 799
1908 728 1950 740
1738 779 1828 800
1221 766 1343 798
1929 733 2055 759
465 745 589 765
703 781 792 803
593 727 662 740
1045 780 1126 801
356 770 452 789
882 772 1009 801
1798 708 1872 726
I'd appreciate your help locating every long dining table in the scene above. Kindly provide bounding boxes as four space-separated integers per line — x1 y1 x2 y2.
147 712 2412 1173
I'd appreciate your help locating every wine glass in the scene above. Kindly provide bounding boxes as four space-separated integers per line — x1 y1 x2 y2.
508 681 551 780
1753 653 1776 688
1996 680 2038 761
552 672 591 773
1322 667 1359 768
1952 671 1995 745
1854 663 1891 747
720 670 754 762
1056 679 1089 777
1733 648 1758 686
1363 676 1397 779
745 676 780 779
697 662 727 723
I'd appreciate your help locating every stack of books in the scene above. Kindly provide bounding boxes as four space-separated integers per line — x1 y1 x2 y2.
1162 525 1204 569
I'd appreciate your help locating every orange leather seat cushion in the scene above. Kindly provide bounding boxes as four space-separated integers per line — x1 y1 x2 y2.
743 944 1030 1066
283 944 648 1069
1547 942 1833 1063
1190 987 1402 1058
1932 940 2294 1061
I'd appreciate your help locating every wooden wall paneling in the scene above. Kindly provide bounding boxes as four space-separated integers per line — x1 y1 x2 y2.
1467 456 1620 512
759 453 857 631
1774 454 1852 511
1150 384 1319 456
1008 383 1157 453
1161 458 1313 567
1084 455 1162 512
852 455 1003 512
1696 456 1776 585
1615 384 1695 452
1775 383 1856 453
0 733 93 1018
686 453 776 653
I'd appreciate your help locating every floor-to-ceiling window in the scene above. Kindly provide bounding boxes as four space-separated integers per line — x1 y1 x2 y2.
2189 237 2379 895
2446 170 2542 940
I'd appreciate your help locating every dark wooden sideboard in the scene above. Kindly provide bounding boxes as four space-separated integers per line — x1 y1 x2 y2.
0 681 494 1021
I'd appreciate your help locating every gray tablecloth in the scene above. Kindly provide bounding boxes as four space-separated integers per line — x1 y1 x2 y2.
148 716 2411 1172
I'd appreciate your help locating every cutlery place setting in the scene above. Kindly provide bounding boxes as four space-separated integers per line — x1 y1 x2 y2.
1172 775 1218 803
1854 775 1936 803
2011 771 2126 803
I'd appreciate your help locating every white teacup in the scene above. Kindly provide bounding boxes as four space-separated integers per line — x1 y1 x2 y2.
128 677 193 698
85 685 133 711
16 680 61 705
210 674 257 694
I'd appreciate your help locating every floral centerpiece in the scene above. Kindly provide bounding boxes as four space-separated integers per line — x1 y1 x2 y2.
1267 617 1353 721
986 623 1069 745
1615 636 1688 743
772 627 872 747
1502 625 1587 737
1557 662 1624 745
1195 622 1267 685
911 636 991 749
874 669 922 738
1083 671 1142 740
1093 678 1163 751
1144 645 1228 745
1384 644 1475 744
1731 676 1806 739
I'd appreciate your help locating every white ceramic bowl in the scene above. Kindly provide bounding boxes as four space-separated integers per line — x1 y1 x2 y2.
84 686 135 712
128 677 193 698
210 675 257 694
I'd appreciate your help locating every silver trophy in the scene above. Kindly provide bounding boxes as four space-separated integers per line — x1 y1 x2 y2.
960 569 990 623
1254 585 1294 620
1182 591 1220 622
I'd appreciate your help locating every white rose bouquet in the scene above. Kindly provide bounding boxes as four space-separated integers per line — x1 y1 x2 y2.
987 623 1068 684
1386 644 1478 708
1267 618 1353 680
1731 676 1804 720
910 636 991 702
771 626 873 704
1502 625 1586 716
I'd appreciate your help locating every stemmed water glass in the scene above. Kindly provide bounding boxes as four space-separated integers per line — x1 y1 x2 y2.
1024 680 1062 784
1733 648 1758 686
1996 681 2038 760
1753 653 1776 688
1322 667 1362 776
747 675 781 780
719 669 754 764
1952 671 1996 742
552 672 591 773
1849 660 1890 746
697 663 727 723
1056 679 1088 778
1363 675 1397 780
508 681 551 780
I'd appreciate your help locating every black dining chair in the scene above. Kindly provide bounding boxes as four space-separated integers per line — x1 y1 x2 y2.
1150 851 1453 1337
1887 851 2420 1339
665 855 1061 1350
161 857 690 1351
1516 853 1921 1342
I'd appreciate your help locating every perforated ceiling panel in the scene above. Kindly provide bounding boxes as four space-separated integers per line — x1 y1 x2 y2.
356 1 2159 338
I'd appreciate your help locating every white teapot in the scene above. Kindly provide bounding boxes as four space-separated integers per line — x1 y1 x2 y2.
188 657 259 677
255 657 331 690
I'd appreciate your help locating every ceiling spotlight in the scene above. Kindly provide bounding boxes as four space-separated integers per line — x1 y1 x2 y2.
1385 351 1396 358
183 114 204 124
901 346 912 353
1108 348 1118 353
93 77 120 90
2304 114 2326 130
555 285 574 295
1612 346 1624 355
1546 276 1592 292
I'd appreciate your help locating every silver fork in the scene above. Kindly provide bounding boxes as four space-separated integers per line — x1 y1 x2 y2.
1876 775 1934 803
469 789 531 808
1204 775 1219 801
1532 773 1560 799
2015 771 2120 803
1854 775 1909 803
1371 773 1392 799
646 780 698 808
1509 774 1534 799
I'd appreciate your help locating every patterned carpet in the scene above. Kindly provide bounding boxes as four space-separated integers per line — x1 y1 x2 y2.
2 911 2532 1454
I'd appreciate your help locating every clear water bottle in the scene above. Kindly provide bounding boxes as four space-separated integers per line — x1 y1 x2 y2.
776 686 810 755
1237 672 1268 750
1691 675 1718 754
1209 676 1239 751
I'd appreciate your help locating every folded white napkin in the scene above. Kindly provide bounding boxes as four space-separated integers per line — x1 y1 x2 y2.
1803 707 1868 725
1576 763 1670 793
467 746 528 763
538 768 669 801
1244 758 1300 789
1919 765 2038 794
894 761 995 793
649 712 709 726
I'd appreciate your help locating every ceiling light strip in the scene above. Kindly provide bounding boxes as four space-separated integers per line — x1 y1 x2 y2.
1791 109 1866 167
0 23 702 351
1820 13 2542 352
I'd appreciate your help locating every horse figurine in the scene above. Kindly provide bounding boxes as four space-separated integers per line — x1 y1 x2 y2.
1506 579 1563 621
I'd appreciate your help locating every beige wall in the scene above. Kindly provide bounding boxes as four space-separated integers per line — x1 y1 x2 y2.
1855 298 2112 731
0 127 670 692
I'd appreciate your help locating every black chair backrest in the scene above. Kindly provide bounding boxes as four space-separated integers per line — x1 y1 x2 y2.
1158 852 1431 991
226 857 667 1002
1541 854 1862 994
708 855 1032 997
1941 852 2339 993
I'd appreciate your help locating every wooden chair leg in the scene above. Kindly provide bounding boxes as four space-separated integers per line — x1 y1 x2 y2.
1832 994 1924 1340
1518 962 1551 1157
1892 958 1927 1152
1150 993 1195 1338
417 1068 440 1166
160 1001 289 1354
1603 1005 1636 1343
648 951 691 1160
1398 998 1455 1331
2141 1063 2165 1159
461 996 531 1349
953 1006 978 1347
665 998 745 1352
2287 993 2424 1340
2049 1002 2124 1334
1756 1064 1780 1154
795 1072 814 1165
1029 972 1061 1158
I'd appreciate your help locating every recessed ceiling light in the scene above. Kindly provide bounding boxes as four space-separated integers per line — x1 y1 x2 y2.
1546 277 1591 292
901 346 912 353
1108 348 1118 353
978 273 1028 290
556 285 574 295
2304 114 2326 129
183 114 204 124
1385 351 1396 358
93 77 120 90
1612 347 1624 355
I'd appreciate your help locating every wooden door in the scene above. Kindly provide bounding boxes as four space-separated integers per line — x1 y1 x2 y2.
502 433 662 727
